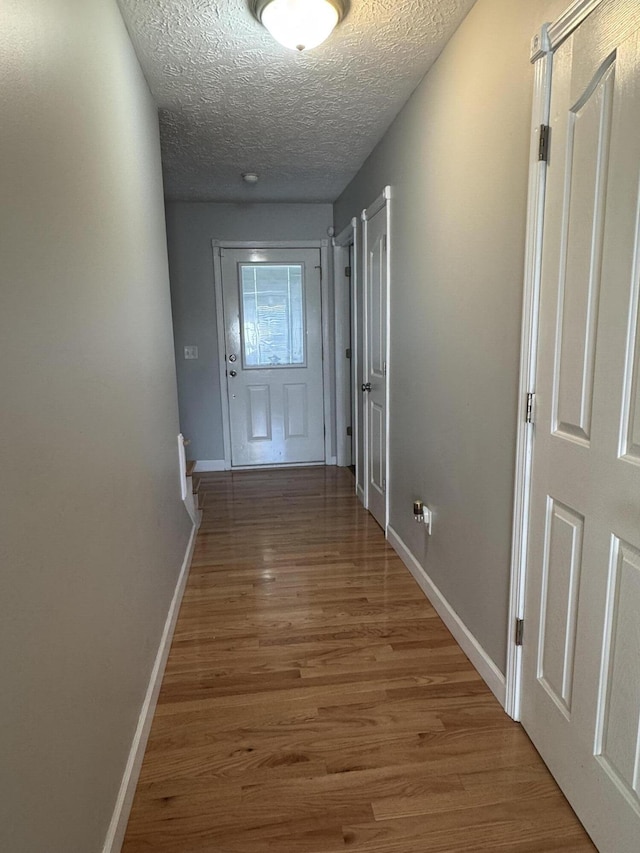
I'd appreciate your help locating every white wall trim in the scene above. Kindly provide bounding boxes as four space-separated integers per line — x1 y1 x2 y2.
384 189 392 532
333 222 356 468
333 242 350 467
362 185 392 222
334 220 354 246
351 218 360 496
530 23 551 62
388 526 506 707
356 483 365 506
177 433 188 501
213 240 326 249
320 240 333 464
101 522 198 853
361 207 370 511
230 461 327 471
547 0 603 52
194 459 226 472
506 38 554 721
211 242 232 470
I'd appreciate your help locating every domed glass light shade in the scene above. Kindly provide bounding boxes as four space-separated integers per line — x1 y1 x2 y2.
251 0 347 52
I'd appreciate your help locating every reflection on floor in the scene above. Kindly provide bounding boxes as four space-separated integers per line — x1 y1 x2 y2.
122 467 594 852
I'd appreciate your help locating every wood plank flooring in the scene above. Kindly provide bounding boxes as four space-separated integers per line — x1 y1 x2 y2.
122 467 595 852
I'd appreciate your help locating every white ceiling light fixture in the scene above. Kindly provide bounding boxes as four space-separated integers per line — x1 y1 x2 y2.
250 0 348 52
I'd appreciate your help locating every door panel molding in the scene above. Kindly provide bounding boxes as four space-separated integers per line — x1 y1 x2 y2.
212 240 330 469
595 536 640 807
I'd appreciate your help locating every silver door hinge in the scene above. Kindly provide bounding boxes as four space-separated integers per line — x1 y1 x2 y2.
383 361 387 377
515 618 524 646
382 478 386 493
345 265 352 278
346 348 352 359
538 124 550 162
346 426 352 437
526 392 535 424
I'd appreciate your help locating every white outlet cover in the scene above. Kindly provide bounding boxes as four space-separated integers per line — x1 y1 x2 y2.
184 345 198 359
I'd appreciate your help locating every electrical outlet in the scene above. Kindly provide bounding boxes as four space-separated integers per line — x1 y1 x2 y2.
184 345 198 360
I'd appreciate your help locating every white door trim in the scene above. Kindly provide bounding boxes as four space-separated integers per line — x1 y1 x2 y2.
506 0 606 720
547 0 604 51
211 239 331 469
215 240 329 249
361 186 392 532
320 240 334 465
333 219 358 469
212 243 233 470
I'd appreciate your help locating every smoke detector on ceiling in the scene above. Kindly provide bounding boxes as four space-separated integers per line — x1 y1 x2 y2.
242 173 259 184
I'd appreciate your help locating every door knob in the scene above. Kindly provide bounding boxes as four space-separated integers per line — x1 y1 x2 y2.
362 382 372 392
229 370 237 377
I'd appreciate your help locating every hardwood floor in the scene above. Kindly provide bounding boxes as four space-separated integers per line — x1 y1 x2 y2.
122 467 595 852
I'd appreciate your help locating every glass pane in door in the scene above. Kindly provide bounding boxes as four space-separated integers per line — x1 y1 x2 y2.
240 264 306 367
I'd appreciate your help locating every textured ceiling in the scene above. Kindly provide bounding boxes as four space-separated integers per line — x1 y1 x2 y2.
117 0 476 202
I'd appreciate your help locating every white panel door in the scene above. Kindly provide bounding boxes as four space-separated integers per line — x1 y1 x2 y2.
220 248 325 467
521 3 640 850
364 206 388 529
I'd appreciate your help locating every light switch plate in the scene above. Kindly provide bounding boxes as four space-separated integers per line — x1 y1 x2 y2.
184 345 198 360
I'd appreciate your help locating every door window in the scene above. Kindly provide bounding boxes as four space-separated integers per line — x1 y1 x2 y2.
239 264 306 368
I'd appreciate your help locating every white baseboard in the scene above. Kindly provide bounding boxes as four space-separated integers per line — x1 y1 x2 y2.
183 481 202 528
194 459 226 472
356 484 365 506
101 522 198 853
326 455 337 466
387 525 506 707
196 459 337 472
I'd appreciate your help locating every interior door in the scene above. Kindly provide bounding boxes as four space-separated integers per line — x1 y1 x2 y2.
363 205 388 529
349 244 356 468
220 247 325 467
521 3 640 850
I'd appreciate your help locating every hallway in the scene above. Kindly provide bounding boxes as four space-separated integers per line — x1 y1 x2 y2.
122 467 593 852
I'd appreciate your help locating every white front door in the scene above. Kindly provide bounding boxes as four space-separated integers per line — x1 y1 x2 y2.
521 3 640 850
363 202 388 529
220 247 325 467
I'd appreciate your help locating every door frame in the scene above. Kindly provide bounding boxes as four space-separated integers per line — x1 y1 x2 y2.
333 218 358 473
361 187 392 532
506 0 607 720
212 239 332 470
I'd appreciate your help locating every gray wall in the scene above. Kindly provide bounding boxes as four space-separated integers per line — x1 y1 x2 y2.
0 2 192 851
166 202 333 462
335 0 568 672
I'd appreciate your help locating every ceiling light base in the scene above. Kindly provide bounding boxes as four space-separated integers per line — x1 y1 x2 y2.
250 0 349 52
250 0 348 24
